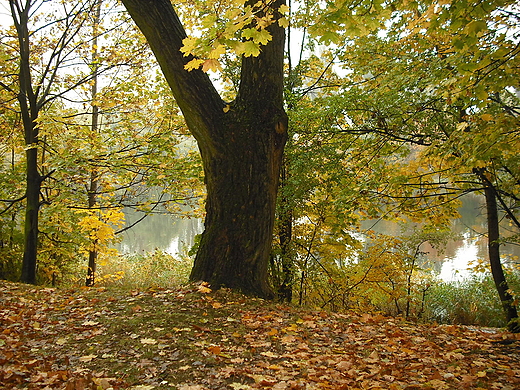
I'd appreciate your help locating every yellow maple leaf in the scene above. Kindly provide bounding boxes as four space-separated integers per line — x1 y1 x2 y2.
202 59 221 72
185 58 204 71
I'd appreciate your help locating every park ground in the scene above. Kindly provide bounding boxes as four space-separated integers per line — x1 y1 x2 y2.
1 280 520 390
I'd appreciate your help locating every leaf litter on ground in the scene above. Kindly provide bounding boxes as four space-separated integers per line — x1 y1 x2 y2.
1 280 519 389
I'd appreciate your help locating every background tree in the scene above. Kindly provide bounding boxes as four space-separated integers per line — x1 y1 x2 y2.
3 0 107 284
263 0 519 330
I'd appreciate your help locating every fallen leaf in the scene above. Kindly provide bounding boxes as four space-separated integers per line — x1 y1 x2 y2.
261 351 279 358
230 383 252 389
78 354 97 362
140 338 157 345
336 360 353 371
208 345 222 355
197 282 212 294
82 320 99 326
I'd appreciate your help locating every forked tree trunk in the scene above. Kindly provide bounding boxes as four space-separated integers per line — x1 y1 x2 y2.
122 0 287 298
15 0 41 285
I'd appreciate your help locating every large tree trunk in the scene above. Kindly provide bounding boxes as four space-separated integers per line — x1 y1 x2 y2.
121 0 287 298
191 109 286 298
477 169 519 332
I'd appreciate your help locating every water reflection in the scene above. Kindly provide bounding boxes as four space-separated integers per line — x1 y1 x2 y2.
116 211 203 256
438 232 478 281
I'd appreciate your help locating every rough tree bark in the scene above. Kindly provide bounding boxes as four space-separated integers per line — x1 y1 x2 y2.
121 0 288 298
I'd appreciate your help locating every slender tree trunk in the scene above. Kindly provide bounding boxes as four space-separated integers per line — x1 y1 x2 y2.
121 0 288 298
278 158 294 302
477 169 519 332
86 170 98 287
86 0 102 287
14 0 41 285
20 146 40 284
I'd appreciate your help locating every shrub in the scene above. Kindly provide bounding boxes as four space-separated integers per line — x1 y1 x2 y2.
422 272 520 328
96 249 193 289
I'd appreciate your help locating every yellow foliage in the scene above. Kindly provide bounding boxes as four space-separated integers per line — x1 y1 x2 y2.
77 208 125 252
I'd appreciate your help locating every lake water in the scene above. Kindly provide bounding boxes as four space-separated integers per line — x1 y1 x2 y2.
117 212 203 257
116 196 520 282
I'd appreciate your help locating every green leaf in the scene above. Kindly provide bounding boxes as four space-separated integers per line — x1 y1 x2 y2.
242 28 272 45
242 40 260 57
465 20 487 35
255 29 272 45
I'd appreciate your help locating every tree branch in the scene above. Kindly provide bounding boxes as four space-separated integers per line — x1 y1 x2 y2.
120 0 224 145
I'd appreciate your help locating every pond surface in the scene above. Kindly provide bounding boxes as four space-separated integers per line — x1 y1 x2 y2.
116 195 520 282
116 211 203 257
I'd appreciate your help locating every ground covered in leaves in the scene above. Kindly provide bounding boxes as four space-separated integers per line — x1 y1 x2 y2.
1 281 519 390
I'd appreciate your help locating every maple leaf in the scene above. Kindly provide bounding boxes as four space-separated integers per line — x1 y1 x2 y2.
208 345 222 355
241 41 260 57
230 383 252 389
78 354 97 362
82 320 99 326
197 282 212 293
208 44 226 59
184 58 204 71
202 59 221 73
